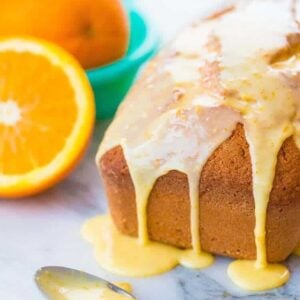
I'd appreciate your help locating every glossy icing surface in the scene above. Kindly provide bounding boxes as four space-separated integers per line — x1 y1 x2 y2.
91 0 300 291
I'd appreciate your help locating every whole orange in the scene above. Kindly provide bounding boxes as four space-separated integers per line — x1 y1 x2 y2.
0 0 129 69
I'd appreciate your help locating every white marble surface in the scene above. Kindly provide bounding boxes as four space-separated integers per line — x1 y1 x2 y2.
0 1 299 299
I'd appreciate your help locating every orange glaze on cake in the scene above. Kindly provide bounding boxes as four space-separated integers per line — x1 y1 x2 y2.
83 0 300 291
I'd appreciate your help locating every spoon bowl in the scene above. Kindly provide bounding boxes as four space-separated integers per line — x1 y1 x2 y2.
35 266 136 299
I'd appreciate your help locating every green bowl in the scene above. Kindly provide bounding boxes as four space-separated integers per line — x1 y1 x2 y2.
86 6 159 119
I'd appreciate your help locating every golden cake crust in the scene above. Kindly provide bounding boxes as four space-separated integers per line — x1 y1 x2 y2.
99 124 300 262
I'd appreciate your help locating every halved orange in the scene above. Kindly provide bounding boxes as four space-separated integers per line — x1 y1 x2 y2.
0 37 95 198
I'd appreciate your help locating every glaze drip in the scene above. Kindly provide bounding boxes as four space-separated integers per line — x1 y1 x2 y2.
93 0 300 291
123 105 240 257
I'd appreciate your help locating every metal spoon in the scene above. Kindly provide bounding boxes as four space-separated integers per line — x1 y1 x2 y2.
35 266 136 299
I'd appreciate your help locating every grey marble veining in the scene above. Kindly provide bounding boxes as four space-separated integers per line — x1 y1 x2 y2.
174 258 300 300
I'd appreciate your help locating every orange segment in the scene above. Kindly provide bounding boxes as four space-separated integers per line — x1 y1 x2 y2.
0 37 95 197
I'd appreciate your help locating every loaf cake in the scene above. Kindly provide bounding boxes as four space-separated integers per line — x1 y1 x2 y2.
94 0 300 290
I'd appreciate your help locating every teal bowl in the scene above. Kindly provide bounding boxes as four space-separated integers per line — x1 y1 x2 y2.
86 6 159 119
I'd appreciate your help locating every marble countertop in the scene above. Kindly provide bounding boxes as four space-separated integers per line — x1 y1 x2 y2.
0 1 299 299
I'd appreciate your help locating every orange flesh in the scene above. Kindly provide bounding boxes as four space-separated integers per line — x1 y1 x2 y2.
0 51 78 175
